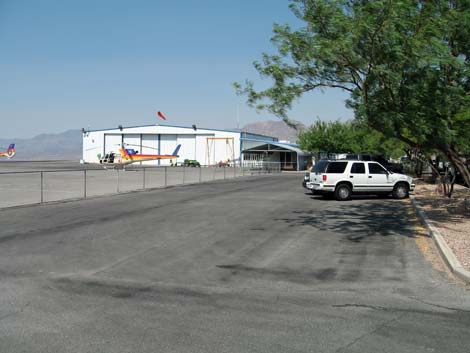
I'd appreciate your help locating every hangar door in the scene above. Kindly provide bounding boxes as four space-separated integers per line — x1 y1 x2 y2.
159 134 177 166
123 134 141 152
176 135 196 163
141 134 159 165
104 134 123 154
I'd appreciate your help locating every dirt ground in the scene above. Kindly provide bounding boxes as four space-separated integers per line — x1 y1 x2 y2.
414 182 470 270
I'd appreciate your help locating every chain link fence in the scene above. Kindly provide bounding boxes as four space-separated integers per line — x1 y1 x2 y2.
0 163 281 209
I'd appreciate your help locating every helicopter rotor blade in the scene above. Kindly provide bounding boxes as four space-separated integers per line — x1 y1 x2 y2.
122 143 159 151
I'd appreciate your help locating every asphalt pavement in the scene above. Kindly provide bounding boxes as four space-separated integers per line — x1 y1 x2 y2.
0 174 469 352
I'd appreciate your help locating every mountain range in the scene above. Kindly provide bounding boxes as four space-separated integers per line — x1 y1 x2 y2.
242 120 305 143
0 130 82 160
0 120 304 160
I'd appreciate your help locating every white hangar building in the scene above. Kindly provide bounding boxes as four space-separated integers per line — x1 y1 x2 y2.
82 124 311 170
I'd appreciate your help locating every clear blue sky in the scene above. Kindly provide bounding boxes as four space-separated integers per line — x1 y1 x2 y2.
0 0 353 139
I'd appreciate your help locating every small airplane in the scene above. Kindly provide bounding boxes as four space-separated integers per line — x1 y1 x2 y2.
98 144 181 169
0 144 15 159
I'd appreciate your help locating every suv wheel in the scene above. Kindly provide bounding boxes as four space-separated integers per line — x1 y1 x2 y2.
392 183 409 199
335 184 351 201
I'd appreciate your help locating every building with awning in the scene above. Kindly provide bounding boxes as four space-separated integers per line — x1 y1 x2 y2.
241 139 311 171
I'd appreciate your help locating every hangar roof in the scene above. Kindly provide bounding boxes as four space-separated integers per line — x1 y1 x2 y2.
86 123 243 134
242 140 311 156
84 123 277 141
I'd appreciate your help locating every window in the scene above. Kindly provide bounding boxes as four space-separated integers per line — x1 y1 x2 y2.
326 162 348 174
312 160 329 173
368 163 388 174
350 163 365 174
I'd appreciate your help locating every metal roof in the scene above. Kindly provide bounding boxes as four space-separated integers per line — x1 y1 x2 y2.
84 123 276 141
242 141 311 156
85 123 245 134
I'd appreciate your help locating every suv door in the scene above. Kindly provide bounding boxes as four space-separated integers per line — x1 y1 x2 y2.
349 162 368 191
367 162 393 192
324 161 348 187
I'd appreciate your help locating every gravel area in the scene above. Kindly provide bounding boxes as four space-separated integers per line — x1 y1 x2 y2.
414 182 470 270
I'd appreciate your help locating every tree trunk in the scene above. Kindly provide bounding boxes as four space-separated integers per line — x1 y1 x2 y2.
439 145 470 187
427 157 451 197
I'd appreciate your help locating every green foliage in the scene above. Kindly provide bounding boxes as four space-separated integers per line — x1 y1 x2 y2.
298 120 406 158
454 107 470 156
236 0 470 183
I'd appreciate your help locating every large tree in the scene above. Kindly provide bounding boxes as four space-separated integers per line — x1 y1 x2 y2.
298 120 406 158
235 0 470 185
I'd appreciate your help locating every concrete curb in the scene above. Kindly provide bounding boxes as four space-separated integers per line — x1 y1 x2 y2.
411 196 470 284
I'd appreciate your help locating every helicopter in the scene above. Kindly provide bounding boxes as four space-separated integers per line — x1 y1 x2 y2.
97 144 181 169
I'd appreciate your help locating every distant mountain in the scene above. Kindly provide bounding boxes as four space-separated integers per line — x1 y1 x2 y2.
0 130 82 160
242 120 305 143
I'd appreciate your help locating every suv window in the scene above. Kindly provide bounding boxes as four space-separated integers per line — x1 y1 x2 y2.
312 160 329 173
368 163 388 174
350 162 365 174
326 162 348 174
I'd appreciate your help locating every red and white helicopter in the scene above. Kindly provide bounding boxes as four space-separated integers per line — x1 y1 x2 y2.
95 144 181 169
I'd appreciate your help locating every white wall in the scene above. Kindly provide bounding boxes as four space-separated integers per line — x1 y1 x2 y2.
104 134 123 154
82 131 105 162
177 134 196 163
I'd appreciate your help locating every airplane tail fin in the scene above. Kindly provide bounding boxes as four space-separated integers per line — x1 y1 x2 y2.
172 144 181 156
6 144 15 159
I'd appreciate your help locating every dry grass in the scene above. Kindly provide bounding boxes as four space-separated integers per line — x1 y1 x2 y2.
414 183 470 270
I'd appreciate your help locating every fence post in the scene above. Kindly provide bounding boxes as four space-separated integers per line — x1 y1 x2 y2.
164 166 167 187
234 164 236 178
40 171 44 203
199 166 202 183
183 165 186 184
84 169 87 198
242 163 245 176
142 168 146 190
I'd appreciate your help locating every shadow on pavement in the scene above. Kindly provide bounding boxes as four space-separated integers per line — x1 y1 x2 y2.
277 199 415 243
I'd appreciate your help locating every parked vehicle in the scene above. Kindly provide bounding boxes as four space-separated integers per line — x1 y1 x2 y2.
303 160 329 191
302 170 311 189
306 160 415 201
343 154 404 173
184 159 201 167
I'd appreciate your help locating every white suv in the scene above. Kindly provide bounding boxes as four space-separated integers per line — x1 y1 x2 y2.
306 160 415 201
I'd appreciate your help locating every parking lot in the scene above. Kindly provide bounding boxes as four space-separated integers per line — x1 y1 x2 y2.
0 173 469 352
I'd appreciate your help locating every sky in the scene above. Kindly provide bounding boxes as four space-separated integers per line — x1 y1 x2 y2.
0 0 353 139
